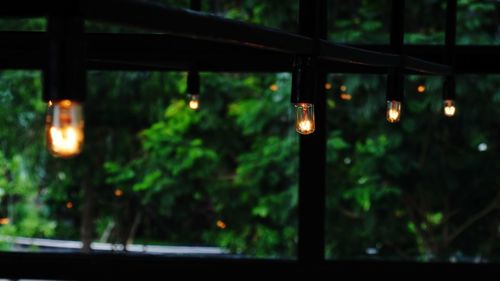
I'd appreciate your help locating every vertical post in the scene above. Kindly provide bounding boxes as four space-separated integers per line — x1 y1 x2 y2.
189 0 201 100
45 2 88 251
444 0 457 100
298 0 327 264
44 3 85 102
390 0 405 53
445 0 457 65
387 0 405 106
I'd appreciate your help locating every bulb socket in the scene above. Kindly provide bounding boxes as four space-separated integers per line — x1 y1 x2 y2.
187 70 200 95
443 76 456 100
43 12 86 103
386 69 404 102
291 56 317 104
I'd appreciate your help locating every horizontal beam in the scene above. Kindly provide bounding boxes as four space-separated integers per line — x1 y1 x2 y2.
319 41 400 67
80 0 313 55
77 0 453 73
0 32 497 73
353 45 500 74
0 252 499 280
80 0 451 74
1 1 48 17
403 55 452 75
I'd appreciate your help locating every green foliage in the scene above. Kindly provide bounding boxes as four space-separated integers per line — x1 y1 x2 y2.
325 73 500 261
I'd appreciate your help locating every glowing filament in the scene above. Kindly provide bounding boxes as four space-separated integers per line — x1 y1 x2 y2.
45 100 84 158
49 127 81 154
443 99 456 117
294 103 315 135
386 100 402 123
189 94 200 110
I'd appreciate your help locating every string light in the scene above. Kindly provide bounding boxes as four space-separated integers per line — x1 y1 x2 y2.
44 14 85 158
269 84 279 91
294 103 315 135
114 188 124 197
386 71 404 123
291 56 316 135
443 99 456 117
216 220 227 229
386 100 402 123
45 100 84 158
443 77 456 117
340 93 352 101
188 95 200 110
324 83 332 90
417 84 426 93
187 70 200 110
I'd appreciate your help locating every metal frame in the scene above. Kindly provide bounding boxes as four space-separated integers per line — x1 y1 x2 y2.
1 0 500 278
0 251 499 279
2 0 457 74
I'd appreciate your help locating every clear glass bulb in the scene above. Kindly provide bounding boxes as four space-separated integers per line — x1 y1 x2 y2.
443 99 456 117
294 103 315 135
386 100 402 123
188 94 200 110
45 100 84 158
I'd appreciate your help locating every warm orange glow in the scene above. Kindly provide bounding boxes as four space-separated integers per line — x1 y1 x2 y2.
386 100 402 123
387 109 400 122
46 100 84 158
443 99 456 117
340 85 347 92
0 217 10 225
114 188 123 197
188 95 200 110
294 103 315 135
340 93 352 100
298 119 313 132
66 201 73 209
269 84 279 92
324 83 332 90
60 99 72 108
417 84 426 93
216 220 227 229
49 126 82 155
189 100 199 110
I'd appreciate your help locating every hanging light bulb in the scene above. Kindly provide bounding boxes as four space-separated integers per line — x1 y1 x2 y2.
386 100 402 123
187 70 200 110
269 84 279 92
294 103 315 135
386 71 404 123
417 84 426 93
45 100 84 158
188 94 200 110
443 99 456 117
443 76 456 118
44 14 86 158
291 56 317 135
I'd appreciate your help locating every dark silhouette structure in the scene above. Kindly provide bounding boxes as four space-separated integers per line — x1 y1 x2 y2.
1 0 499 278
